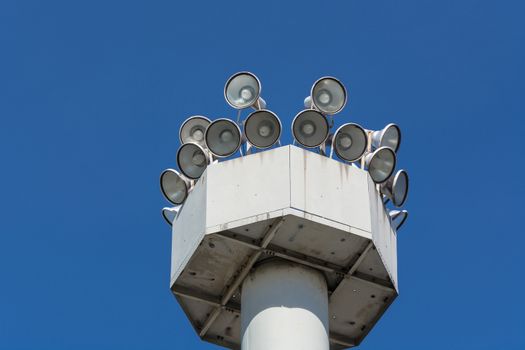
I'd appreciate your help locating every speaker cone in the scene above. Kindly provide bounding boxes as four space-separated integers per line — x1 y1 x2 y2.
205 118 242 157
311 77 347 115
389 210 408 231
371 123 401 152
162 206 180 226
244 110 281 149
381 169 409 207
224 72 261 109
176 142 210 179
332 123 368 162
292 109 329 148
160 169 190 205
364 147 397 184
179 116 211 148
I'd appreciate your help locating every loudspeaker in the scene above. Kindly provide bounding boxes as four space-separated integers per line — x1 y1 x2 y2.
244 110 281 149
304 77 347 115
381 169 409 207
292 109 330 148
364 147 397 184
179 116 211 148
332 123 368 162
162 206 180 226
176 142 210 179
371 123 401 152
224 72 266 109
389 210 408 231
205 118 242 157
160 169 191 205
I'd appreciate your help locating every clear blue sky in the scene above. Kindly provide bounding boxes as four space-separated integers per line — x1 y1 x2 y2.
1 1 524 349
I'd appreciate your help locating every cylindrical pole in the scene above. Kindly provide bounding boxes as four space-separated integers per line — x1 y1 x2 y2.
241 260 329 350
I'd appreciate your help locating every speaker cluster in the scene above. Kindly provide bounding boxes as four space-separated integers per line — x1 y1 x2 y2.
160 72 409 230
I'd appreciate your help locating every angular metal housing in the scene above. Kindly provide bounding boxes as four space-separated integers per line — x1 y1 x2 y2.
170 145 398 349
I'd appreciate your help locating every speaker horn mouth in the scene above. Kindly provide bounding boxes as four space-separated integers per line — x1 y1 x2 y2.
332 123 367 162
162 206 181 226
365 146 397 184
292 109 330 148
310 76 347 115
389 210 408 231
392 169 409 207
205 118 242 157
176 142 210 179
244 110 282 149
160 169 190 205
372 123 401 152
380 169 409 207
179 116 211 148
224 71 262 109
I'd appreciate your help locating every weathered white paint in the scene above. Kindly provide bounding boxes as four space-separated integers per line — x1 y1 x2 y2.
206 146 291 227
289 146 372 233
172 146 395 288
367 176 398 290
170 173 207 286
241 260 329 350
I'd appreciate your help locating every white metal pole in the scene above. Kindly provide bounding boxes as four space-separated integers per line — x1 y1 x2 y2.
241 260 329 350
